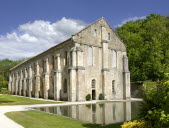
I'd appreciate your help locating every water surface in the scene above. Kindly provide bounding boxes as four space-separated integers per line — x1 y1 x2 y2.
33 101 141 125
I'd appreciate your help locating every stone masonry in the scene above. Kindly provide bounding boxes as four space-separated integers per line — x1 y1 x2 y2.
8 18 131 101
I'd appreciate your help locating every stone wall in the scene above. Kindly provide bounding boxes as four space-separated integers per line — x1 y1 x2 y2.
72 18 130 100
130 82 143 98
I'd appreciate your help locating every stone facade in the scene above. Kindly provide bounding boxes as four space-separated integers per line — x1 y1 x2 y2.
8 18 130 101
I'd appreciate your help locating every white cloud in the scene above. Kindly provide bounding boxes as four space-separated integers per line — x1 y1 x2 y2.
116 16 146 27
0 17 87 60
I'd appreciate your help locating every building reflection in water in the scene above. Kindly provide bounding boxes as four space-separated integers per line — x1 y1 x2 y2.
34 101 140 125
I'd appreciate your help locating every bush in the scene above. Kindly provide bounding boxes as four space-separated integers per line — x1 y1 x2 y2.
86 94 91 101
139 73 169 127
121 120 151 128
0 75 8 91
144 108 169 128
0 88 11 94
99 93 105 100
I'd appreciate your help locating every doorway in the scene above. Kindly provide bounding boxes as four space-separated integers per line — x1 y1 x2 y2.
92 90 96 100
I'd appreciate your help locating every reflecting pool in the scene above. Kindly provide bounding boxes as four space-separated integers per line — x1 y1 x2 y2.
33 101 141 125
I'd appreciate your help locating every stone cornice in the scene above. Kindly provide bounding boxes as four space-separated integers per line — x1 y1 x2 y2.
75 42 102 48
35 75 40 77
55 54 60 57
101 40 108 43
54 69 61 73
123 71 130 73
102 68 110 72
44 73 50 75
123 55 128 58
68 66 85 70
68 66 76 70
76 66 85 70
76 47 83 52
70 47 83 52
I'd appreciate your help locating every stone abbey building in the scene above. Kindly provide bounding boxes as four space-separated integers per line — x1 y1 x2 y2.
9 18 130 101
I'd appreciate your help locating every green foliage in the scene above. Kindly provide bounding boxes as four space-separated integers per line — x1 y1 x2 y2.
121 120 151 128
0 88 11 94
0 75 8 91
139 73 169 127
116 13 169 82
143 82 157 92
98 93 105 100
0 59 23 80
145 108 169 127
0 58 27 89
85 94 91 101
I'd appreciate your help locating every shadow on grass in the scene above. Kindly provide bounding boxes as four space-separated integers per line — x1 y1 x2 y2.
0 101 14 103
82 123 121 128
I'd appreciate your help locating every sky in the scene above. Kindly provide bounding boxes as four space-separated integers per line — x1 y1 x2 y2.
0 0 169 60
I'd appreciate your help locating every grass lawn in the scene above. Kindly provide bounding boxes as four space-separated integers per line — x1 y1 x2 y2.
6 111 122 128
0 95 60 105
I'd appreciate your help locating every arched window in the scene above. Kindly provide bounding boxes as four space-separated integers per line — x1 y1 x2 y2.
112 80 115 93
94 29 97 37
64 79 67 93
88 46 93 66
25 68 28 78
34 63 37 74
70 52 73 66
23 70 25 78
108 33 110 40
65 51 68 65
91 79 96 88
112 50 117 67
55 56 58 69
52 55 55 69
43 60 45 72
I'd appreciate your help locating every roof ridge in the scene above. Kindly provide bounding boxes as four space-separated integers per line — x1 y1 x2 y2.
10 38 71 71
102 17 126 48
72 17 126 47
72 17 104 36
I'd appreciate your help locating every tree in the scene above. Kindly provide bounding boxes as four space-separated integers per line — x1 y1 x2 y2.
0 58 27 89
116 14 169 81
0 75 8 91
139 73 169 127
